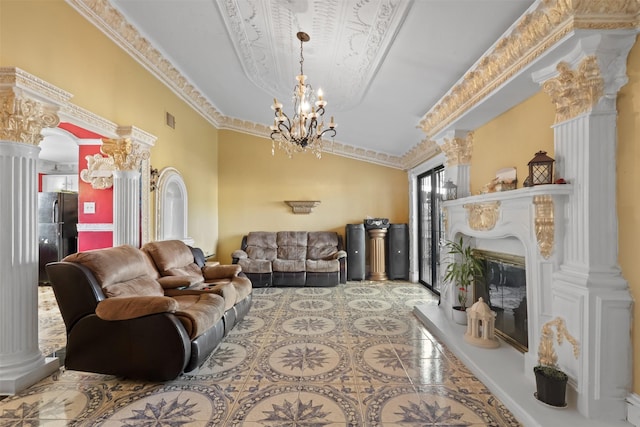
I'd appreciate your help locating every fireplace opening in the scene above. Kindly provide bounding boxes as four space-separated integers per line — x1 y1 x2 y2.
472 249 527 352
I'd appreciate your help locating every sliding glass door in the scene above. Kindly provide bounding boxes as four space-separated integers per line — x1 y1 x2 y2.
418 166 445 293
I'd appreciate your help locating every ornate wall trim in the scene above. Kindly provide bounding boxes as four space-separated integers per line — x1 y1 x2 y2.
541 56 604 123
80 153 115 189
533 195 555 259
464 201 501 231
101 138 150 172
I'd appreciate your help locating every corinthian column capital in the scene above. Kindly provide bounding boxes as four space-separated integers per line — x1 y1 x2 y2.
0 67 72 145
101 137 150 172
541 56 604 124
440 131 474 167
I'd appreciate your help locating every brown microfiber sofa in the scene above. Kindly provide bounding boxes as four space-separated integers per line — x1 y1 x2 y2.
232 231 347 287
46 240 252 381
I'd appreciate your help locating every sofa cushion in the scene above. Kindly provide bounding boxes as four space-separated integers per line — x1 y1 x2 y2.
273 259 306 272
63 245 164 298
306 259 341 273
307 232 340 260
276 231 307 260
143 240 205 284
244 232 277 261
172 293 225 339
95 296 178 321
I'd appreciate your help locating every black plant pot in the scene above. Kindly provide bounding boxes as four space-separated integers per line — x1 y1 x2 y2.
534 366 568 407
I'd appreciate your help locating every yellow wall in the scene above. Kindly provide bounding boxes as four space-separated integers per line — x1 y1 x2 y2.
0 1 220 254
471 92 555 194
217 129 409 264
617 35 640 393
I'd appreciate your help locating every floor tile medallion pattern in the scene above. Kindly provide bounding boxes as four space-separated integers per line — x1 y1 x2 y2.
0 282 521 426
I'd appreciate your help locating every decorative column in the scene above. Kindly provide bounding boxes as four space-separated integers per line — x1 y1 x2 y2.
533 33 636 420
117 126 156 245
367 228 388 281
0 68 72 394
101 136 151 248
438 130 473 197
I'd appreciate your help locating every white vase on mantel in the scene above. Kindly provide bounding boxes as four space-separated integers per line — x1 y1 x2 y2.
452 307 468 325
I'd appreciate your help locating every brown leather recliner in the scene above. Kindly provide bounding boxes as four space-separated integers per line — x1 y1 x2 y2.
46 245 227 381
141 240 252 335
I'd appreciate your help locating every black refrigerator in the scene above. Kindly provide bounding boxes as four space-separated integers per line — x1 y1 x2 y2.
38 192 78 284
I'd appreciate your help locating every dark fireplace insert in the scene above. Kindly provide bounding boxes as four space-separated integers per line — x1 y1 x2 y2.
472 249 527 352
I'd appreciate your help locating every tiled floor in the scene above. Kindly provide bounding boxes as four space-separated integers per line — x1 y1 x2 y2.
0 282 522 426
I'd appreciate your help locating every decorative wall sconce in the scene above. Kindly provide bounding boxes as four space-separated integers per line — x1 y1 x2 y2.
528 151 555 185
443 180 458 201
285 200 320 214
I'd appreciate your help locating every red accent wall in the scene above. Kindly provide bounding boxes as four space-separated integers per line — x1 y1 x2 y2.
59 122 104 139
77 144 114 251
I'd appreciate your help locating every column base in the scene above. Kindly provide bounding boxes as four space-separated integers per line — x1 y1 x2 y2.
369 272 388 281
0 357 60 395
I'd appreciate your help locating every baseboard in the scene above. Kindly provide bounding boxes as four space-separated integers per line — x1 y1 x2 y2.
627 394 640 426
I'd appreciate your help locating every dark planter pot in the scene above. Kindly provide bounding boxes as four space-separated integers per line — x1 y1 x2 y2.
534 366 568 407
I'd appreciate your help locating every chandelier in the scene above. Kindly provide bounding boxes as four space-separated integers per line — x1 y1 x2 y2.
270 31 337 159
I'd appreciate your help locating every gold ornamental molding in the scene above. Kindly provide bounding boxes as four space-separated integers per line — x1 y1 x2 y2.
101 137 150 172
0 68 72 146
80 153 115 189
464 201 501 231
541 56 604 124
533 194 555 259
418 0 640 140
537 317 580 368
441 132 474 167
0 89 60 145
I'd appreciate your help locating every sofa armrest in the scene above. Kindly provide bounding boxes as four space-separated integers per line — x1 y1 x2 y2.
95 296 179 321
326 250 347 260
231 249 247 264
202 264 241 280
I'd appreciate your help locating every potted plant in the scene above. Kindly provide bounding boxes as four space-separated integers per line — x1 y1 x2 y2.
533 317 580 407
442 237 483 324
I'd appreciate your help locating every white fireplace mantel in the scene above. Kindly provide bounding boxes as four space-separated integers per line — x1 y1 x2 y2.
442 184 572 369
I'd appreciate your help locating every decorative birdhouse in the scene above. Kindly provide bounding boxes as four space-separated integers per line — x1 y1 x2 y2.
464 297 499 348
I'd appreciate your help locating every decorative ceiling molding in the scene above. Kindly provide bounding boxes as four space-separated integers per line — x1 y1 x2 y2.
215 0 412 110
418 0 640 140
65 0 226 127
65 0 408 170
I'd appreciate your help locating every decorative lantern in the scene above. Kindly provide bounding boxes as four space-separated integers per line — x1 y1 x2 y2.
527 151 555 185
443 180 458 201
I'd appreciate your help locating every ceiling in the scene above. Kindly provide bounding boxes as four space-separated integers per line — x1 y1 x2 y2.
105 0 536 162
